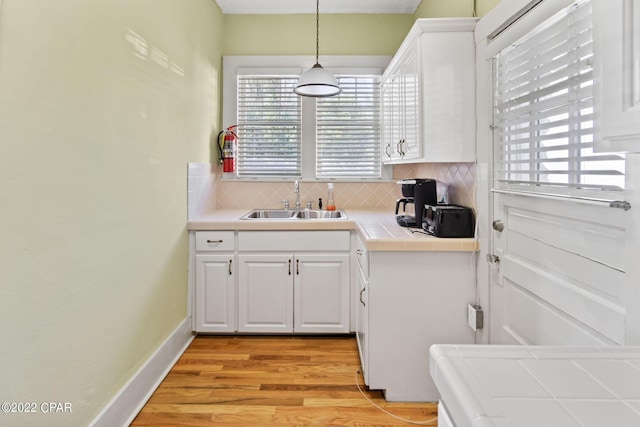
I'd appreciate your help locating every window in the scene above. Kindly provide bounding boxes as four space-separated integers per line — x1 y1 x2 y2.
224 56 389 181
236 74 301 177
316 75 381 179
493 0 625 194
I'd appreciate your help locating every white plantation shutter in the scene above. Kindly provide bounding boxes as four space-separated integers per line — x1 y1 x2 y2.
236 73 302 177
316 75 381 179
494 0 625 193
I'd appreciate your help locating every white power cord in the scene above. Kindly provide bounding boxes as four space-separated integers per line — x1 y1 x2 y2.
355 369 438 426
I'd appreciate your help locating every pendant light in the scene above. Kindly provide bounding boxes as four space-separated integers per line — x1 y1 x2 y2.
294 0 341 97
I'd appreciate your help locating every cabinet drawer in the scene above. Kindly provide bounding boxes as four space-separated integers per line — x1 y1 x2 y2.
195 231 235 251
238 231 350 252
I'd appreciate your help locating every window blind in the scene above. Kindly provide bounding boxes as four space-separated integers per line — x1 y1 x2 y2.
494 0 625 193
316 75 381 179
236 75 301 177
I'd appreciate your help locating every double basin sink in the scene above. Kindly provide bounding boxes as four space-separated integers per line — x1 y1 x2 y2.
241 208 346 220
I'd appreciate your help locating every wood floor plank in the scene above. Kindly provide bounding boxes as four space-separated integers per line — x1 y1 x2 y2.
129 335 437 426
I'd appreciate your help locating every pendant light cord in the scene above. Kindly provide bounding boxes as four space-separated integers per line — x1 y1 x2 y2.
315 0 320 64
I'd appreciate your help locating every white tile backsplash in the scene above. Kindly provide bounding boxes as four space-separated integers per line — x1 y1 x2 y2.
187 163 218 220
189 162 477 214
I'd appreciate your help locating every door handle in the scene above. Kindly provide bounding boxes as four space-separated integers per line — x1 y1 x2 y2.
228 259 232 275
296 259 299 275
359 287 366 307
492 220 504 232
288 259 291 275
486 254 500 264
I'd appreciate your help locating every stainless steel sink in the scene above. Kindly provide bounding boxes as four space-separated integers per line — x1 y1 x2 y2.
241 209 298 219
240 209 347 220
295 209 345 219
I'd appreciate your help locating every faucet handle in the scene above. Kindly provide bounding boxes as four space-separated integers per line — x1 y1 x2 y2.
306 200 313 209
282 199 290 209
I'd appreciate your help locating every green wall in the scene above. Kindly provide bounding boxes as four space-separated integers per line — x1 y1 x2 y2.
415 0 502 18
223 14 414 56
0 0 223 425
223 0 501 57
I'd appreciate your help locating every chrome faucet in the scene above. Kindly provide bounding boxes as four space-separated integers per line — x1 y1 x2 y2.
294 180 301 209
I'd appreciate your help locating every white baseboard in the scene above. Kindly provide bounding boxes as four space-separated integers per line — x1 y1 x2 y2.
88 317 195 427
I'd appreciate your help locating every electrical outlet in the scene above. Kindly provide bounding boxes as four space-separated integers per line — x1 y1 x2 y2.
468 304 483 331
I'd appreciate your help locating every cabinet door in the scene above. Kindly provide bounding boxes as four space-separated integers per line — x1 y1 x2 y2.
400 48 421 160
294 254 350 333
195 254 235 333
355 263 369 384
593 0 640 152
420 30 476 162
237 254 293 333
381 71 403 163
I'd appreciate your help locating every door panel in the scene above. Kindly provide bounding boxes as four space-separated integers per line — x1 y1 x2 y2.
294 254 350 333
237 255 293 333
491 193 627 345
195 254 235 333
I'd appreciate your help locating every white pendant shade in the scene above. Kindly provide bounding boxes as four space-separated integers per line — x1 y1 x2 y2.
294 0 341 97
294 63 341 97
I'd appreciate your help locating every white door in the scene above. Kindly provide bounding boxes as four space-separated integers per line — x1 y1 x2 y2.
294 254 350 333
487 0 628 346
194 254 236 333
237 254 293 333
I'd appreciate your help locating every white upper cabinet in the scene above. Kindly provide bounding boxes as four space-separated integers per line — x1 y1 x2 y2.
593 0 640 153
381 18 478 164
381 46 421 162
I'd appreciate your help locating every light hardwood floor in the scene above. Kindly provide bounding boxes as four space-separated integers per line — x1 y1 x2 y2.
130 335 438 426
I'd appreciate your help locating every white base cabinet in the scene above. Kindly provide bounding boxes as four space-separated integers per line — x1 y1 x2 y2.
191 230 351 335
193 231 236 333
355 247 370 385
237 231 351 334
237 253 351 333
355 239 476 402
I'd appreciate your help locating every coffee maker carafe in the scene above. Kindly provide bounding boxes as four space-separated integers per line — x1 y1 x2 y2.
396 179 437 228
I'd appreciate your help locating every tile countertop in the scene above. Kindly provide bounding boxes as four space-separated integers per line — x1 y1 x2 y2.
430 344 640 427
187 209 478 252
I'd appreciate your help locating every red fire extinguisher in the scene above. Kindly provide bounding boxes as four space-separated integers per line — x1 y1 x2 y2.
217 125 238 173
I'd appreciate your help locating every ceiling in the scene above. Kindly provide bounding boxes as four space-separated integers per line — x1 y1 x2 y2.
214 0 422 14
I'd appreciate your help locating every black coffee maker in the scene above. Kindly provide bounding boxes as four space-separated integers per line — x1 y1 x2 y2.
396 179 437 228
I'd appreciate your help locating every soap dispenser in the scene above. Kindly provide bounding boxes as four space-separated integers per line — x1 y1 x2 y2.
326 183 336 211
